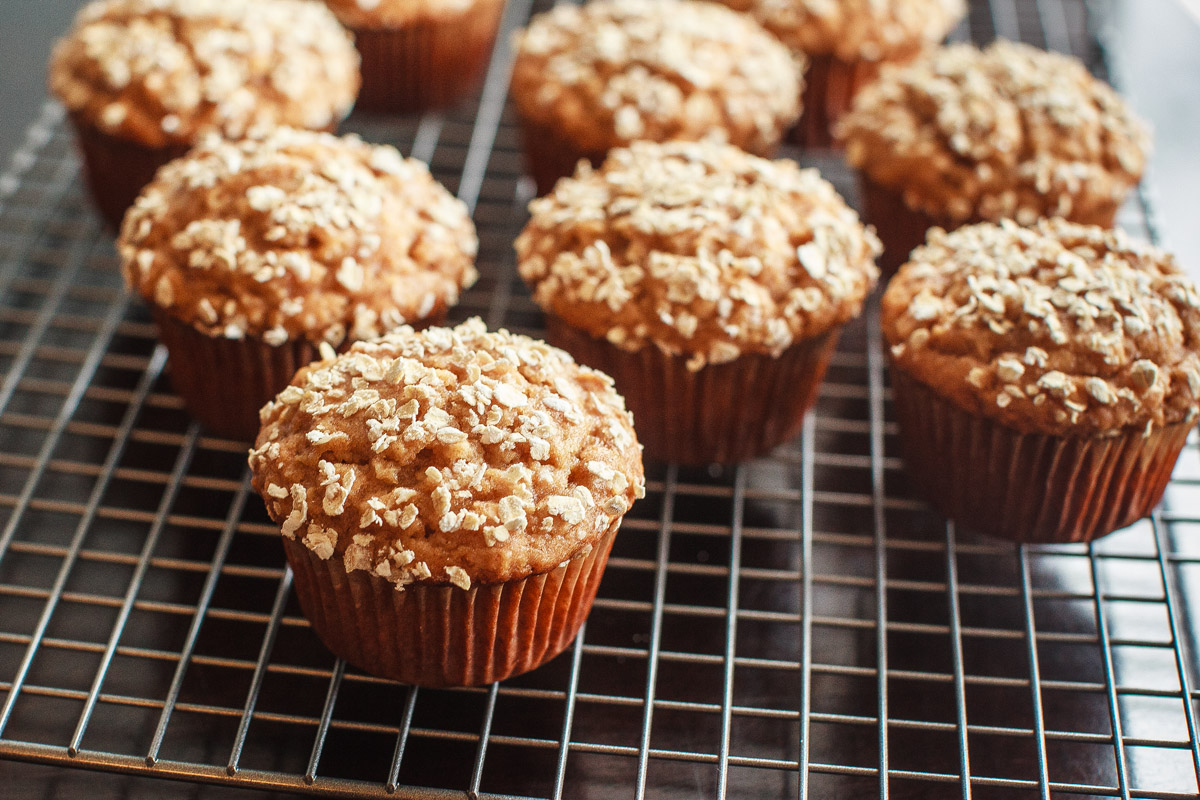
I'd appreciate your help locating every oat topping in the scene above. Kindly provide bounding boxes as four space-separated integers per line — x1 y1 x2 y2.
511 0 803 156
119 127 478 345
48 0 360 149
249 318 646 588
516 140 881 370
716 0 965 61
883 219 1200 435
322 0 478 28
838 40 1150 225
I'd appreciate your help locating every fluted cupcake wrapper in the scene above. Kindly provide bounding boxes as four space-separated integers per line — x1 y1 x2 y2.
518 117 785 198
859 174 1124 276
859 174 958 276
517 117 609 197
891 366 1192 544
71 114 343 231
152 309 324 442
152 309 446 441
792 54 882 149
548 315 839 465
282 521 619 687
70 114 189 231
351 0 505 114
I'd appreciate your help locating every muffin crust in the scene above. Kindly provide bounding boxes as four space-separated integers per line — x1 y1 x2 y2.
516 140 880 370
717 0 965 61
838 40 1150 225
510 0 803 156
119 127 478 347
49 0 360 149
883 219 1200 436
250 318 646 589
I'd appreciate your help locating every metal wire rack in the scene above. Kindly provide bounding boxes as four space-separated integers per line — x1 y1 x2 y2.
1 0 1199 797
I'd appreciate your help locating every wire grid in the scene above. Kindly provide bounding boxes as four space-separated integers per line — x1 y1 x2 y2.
1 0 1199 798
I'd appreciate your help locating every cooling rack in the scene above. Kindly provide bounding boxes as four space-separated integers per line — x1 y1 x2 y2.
1 0 1198 797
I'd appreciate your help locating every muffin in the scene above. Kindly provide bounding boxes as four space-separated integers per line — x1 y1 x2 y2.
510 0 803 195
716 0 965 147
118 127 477 441
322 0 506 112
48 0 360 229
883 219 1200 544
838 40 1151 273
516 139 881 465
249 318 646 687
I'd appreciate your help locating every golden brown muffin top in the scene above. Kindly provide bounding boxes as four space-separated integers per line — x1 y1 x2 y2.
516 139 880 370
716 0 965 61
510 0 803 156
322 0 486 28
48 0 360 149
249 318 646 588
119 127 478 347
838 40 1150 225
883 219 1200 436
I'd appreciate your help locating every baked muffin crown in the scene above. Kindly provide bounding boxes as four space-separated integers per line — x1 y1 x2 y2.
717 0 965 61
250 318 646 589
838 40 1151 224
510 0 803 155
516 139 880 370
118 127 478 347
48 0 360 149
883 219 1200 435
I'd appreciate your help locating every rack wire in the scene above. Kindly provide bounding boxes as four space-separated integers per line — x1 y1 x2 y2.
0 0 1198 797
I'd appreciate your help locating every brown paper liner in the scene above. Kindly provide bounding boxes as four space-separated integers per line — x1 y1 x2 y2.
70 115 189 231
152 308 446 441
890 366 1192 544
859 174 955 276
351 0 505 113
860 175 1124 277
547 315 839 465
517 117 609 197
152 309 324 442
517 116 785 197
70 115 344 231
793 54 883 149
282 521 619 687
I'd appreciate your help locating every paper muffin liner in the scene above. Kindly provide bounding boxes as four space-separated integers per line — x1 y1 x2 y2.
70 114 189 230
71 114 345 231
547 315 839 465
152 309 446 441
152 309 324 441
517 117 785 198
859 174 954 276
517 117 609 197
890 365 1192 544
351 0 505 113
282 520 619 687
792 54 883 149
860 174 1124 276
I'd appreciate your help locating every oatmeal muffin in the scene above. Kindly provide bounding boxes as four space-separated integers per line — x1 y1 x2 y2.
838 40 1151 272
510 0 803 195
48 0 360 229
119 127 477 440
249 318 646 686
716 0 965 146
883 219 1200 543
516 139 880 464
322 0 506 112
